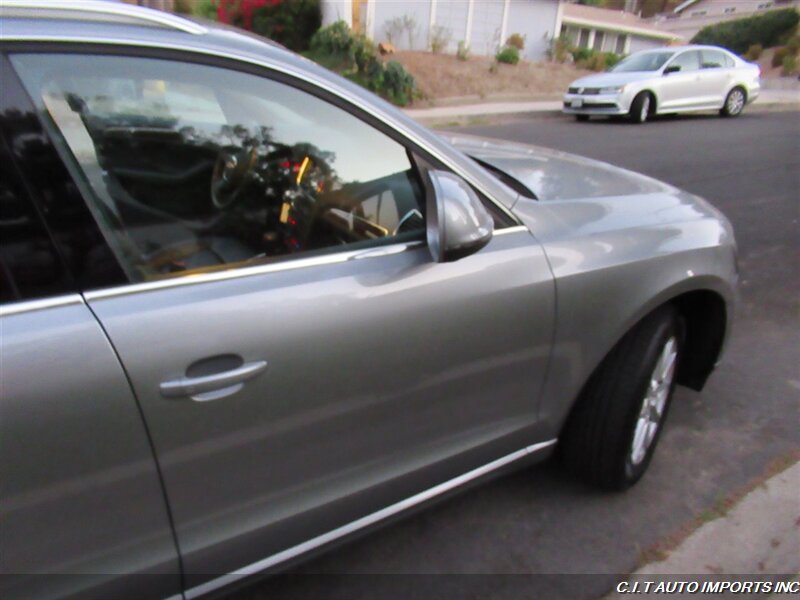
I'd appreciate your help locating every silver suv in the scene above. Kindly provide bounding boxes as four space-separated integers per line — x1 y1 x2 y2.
1 3 738 599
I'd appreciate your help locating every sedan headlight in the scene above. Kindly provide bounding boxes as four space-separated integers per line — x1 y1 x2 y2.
599 85 626 94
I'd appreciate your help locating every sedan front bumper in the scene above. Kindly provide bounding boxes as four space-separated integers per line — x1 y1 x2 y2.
562 92 630 116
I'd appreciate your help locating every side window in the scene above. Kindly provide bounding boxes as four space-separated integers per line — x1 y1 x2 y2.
668 51 701 72
701 50 729 69
0 144 71 303
11 54 427 284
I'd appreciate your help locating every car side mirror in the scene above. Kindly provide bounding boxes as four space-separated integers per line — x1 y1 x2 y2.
664 65 681 75
426 170 493 262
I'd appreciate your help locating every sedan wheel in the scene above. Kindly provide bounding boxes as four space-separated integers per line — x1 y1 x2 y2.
559 307 682 490
721 88 746 117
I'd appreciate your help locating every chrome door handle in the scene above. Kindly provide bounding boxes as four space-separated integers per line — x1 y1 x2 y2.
160 360 268 402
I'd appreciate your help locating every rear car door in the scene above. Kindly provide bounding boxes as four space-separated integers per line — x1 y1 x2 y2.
660 50 703 110
9 49 556 592
0 57 180 600
699 49 735 106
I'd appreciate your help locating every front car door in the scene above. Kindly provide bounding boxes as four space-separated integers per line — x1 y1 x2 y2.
659 50 703 111
0 57 180 600
9 49 556 592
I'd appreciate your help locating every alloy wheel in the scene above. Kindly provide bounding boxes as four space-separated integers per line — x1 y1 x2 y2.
727 89 745 115
630 336 677 465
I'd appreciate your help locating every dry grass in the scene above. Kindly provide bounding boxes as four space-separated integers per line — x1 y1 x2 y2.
386 51 593 105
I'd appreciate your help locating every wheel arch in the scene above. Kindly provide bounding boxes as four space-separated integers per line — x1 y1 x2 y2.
555 284 729 444
670 289 727 391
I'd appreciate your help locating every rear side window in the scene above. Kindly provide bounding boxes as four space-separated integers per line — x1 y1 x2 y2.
0 57 77 304
11 53 427 284
701 50 733 69
0 146 71 303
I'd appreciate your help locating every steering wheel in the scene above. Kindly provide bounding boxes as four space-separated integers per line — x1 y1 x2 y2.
210 145 258 209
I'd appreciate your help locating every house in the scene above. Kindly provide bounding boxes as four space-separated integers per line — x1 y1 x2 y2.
322 0 564 61
654 0 800 40
559 3 682 55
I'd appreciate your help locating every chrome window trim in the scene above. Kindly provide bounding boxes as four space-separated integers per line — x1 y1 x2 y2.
0 293 83 317
83 224 531 301
0 35 521 227
182 439 557 599
493 225 529 237
83 241 426 301
1 1 208 35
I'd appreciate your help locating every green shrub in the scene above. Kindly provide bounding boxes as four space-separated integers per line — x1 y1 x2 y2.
430 25 452 54
456 41 470 61
691 8 800 54
506 33 525 51
548 34 573 63
782 53 798 75
772 46 790 67
604 52 622 68
309 21 417 106
572 49 620 71
572 47 593 62
381 60 416 106
744 43 763 60
787 35 800 54
189 0 218 20
495 46 520 65
311 20 354 55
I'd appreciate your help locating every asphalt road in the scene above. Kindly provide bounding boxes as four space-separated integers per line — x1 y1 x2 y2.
237 111 800 600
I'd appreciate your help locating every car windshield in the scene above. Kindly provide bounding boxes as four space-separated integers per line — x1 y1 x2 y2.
611 51 674 72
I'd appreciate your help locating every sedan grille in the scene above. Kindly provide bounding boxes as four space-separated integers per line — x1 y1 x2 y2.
568 87 601 95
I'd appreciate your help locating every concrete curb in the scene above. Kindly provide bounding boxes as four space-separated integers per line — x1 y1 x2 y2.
604 460 800 598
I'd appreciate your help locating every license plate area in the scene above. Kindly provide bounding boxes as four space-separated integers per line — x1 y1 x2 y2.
571 99 583 108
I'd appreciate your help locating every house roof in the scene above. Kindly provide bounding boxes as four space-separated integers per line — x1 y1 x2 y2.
562 3 683 40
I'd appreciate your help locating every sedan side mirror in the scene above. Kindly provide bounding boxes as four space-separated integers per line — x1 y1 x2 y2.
427 170 493 262
663 65 681 75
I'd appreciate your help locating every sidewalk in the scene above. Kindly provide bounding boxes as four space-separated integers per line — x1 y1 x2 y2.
404 88 800 123
606 460 800 597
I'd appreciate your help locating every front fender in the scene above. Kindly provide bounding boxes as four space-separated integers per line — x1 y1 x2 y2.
513 192 738 436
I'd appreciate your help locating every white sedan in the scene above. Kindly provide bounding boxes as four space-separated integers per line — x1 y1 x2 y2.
563 45 761 123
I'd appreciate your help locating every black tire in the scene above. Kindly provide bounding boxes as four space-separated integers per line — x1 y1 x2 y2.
575 114 590 122
629 92 652 124
559 306 683 491
720 87 746 117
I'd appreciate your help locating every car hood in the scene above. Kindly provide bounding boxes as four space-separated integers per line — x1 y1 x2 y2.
568 71 656 88
444 133 674 202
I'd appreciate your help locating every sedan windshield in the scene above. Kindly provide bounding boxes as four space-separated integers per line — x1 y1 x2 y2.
611 51 674 72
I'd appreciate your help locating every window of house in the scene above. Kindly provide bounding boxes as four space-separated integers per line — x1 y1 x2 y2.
615 34 627 54
578 29 591 49
11 54 428 284
592 31 605 52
